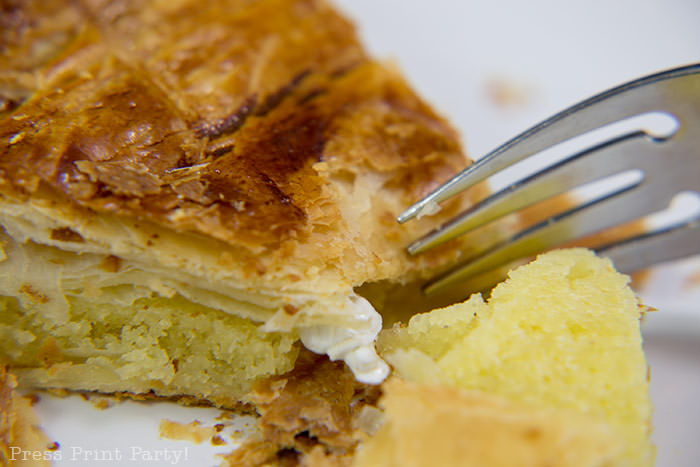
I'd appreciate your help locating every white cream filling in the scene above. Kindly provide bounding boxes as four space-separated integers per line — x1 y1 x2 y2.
415 199 442 220
298 294 389 385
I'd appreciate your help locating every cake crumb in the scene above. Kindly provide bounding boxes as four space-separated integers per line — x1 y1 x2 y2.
215 411 234 421
485 76 535 109
25 393 41 406
159 419 215 444
74 392 122 410
92 397 115 410
682 269 700 290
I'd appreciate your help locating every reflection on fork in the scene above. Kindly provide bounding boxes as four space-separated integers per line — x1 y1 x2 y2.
398 63 700 296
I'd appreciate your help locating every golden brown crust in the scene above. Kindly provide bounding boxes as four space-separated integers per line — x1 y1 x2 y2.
0 0 469 261
0 0 85 110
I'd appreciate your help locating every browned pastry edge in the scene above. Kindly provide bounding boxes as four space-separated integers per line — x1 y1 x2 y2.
0 366 53 467
38 386 256 415
222 350 380 467
0 0 470 264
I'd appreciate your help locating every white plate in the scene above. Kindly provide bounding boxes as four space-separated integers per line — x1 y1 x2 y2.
31 1 700 465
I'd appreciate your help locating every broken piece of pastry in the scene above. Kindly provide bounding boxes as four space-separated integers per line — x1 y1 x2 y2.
364 249 653 466
0 0 487 408
224 249 653 465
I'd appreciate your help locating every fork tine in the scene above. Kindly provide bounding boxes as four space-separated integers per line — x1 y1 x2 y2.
398 63 700 224
599 218 700 275
423 184 674 296
407 132 651 255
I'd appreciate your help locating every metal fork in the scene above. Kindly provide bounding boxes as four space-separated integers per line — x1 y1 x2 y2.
398 63 700 296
